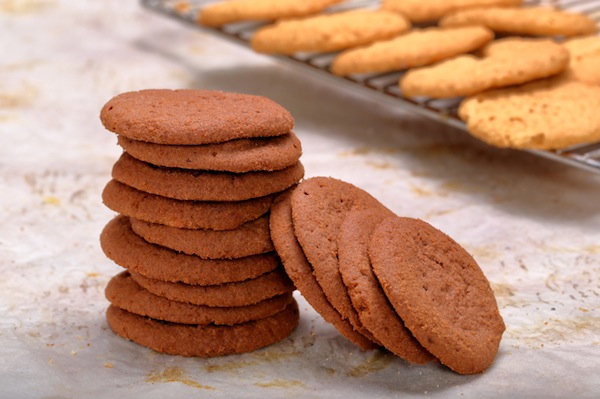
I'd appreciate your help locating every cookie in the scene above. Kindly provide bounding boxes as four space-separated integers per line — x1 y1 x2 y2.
100 216 279 285
130 268 294 307
117 131 302 172
331 26 494 76
111 152 304 201
563 35 600 86
381 0 522 23
458 77 600 150
290 177 391 344
439 6 598 37
368 216 505 375
106 271 294 325
400 37 569 98
198 0 343 27
106 300 299 357
102 180 274 230
337 209 434 364
251 9 411 55
100 89 294 145
269 190 378 350
129 214 273 259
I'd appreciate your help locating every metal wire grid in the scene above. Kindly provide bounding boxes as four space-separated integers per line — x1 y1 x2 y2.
141 0 600 174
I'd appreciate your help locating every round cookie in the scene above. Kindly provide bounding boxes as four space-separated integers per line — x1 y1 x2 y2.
290 177 389 343
130 268 294 307
100 216 279 285
117 132 302 172
368 216 505 375
337 209 434 365
100 89 294 145
269 190 378 350
381 0 522 23
106 271 294 325
106 300 299 357
102 180 274 230
129 214 273 259
563 35 600 86
112 152 304 201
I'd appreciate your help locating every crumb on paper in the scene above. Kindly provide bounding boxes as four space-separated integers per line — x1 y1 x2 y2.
43 195 60 205
173 1 190 13
254 379 305 389
146 367 216 391
104 362 113 369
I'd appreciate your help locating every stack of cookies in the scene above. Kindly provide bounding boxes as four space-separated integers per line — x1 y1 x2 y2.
99 89 303 357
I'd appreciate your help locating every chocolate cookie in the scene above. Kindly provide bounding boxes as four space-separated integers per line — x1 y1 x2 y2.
100 216 279 285
129 214 273 259
100 89 294 145
106 300 299 357
112 152 304 201
368 216 505 375
117 132 302 172
337 209 434 364
102 180 274 230
106 271 294 325
269 189 378 350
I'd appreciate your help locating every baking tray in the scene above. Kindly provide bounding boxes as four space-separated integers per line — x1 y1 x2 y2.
140 0 600 175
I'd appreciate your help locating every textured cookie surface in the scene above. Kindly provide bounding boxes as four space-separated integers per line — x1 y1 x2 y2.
563 35 600 86
459 77 600 150
100 216 279 285
439 6 597 37
337 209 434 364
400 37 569 98
106 271 294 325
269 190 378 350
102 180 274 230
381 0 522 23
331 26 494 76
368 216 505 375
251 9 411 55
198 0 343 27
112 152 304 201
118 132 302 172
129 215 273 259
106 301 299 357
100 89 293 145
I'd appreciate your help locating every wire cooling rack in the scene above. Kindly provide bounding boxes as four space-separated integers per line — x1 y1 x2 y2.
141 0 600 174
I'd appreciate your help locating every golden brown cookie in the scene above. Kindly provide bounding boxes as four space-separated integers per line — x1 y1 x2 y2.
129 215 273 259
198 0 344 27
563 35 600 86
117 132 302 172
368 216 505 375
106 271 294 325
111 152 304 201
400 37 569 98
381 0 522 23
458 77 600 150
102 180 274 230
251 9 411 55
331 26 494 76
439 6 597 37
106 300 299 357
100 89 294 145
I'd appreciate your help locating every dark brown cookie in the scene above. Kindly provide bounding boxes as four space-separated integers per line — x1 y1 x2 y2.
102 179 274 230
269 189 378 350
100 216 279 285
105 300 299 357
337 209 434 364
129 214 273 259
368 216 506 375
130 268 294 307
100 89 294 145
290 177 389 344
112 152 304 201
117 132 302 172
106 271 294 325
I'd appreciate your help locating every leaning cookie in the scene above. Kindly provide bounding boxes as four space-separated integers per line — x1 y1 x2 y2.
458 77 600 150
381 0 522 23
400 37 569 98
562 35 600 86
198 0 344 27
439 6 597 37
251 9 411 55
331 26 494 76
